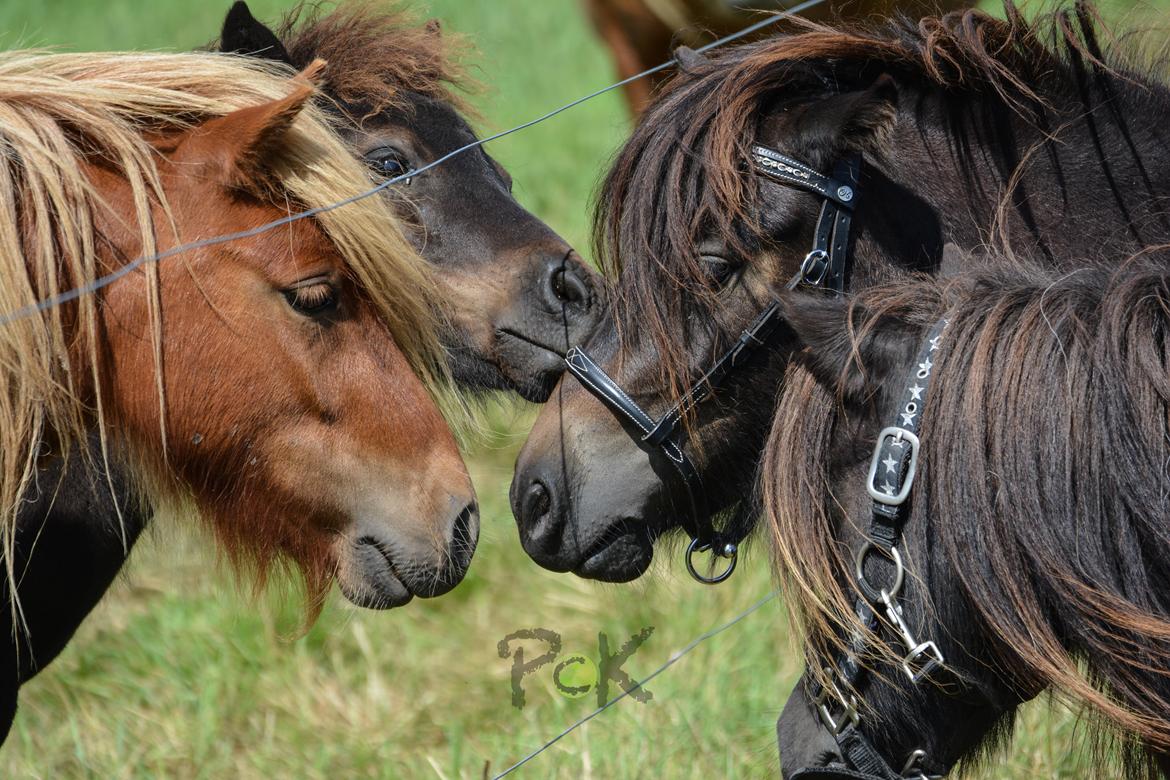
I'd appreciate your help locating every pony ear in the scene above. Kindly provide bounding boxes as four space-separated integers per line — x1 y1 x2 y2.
674 45 708 72
221 1 293 64
935 245 973 279
782 73 899 161
179 65 321 194
780 291 918 407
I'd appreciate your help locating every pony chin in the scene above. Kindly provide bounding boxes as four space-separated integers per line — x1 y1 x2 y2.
571 523 654 582
333 534 413 609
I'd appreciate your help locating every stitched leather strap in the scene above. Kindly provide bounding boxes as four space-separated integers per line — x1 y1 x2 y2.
643 298 788 446
564 347 697 485
752 147 860 294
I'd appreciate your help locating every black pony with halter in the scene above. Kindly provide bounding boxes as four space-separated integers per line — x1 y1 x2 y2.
564 144 860 583
564 142 953 777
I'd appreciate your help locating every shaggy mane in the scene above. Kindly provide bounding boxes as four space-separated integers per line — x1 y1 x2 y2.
275 1 475 118
595 1 1162 404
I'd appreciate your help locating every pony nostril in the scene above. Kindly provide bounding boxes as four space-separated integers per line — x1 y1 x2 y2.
449 501 479 570
523 480 552 524
419 501 479 599
546 258 590 309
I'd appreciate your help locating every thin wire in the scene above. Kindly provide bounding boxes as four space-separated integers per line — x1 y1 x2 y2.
491 590 781 779
0 0 827 326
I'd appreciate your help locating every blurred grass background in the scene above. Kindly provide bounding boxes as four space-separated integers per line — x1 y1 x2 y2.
0 1 1164 777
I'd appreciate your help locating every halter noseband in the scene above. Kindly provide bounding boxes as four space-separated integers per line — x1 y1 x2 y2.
564 145 861 584
792 319 950 780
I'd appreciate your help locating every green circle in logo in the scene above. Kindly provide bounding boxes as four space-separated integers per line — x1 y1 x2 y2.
553 652 598 699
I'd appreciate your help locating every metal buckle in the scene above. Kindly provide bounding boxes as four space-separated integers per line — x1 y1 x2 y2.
866 427 920 506
854 542 904 602
685 538 738 585
901 749 944 779
902 641 945 685
799 249 830 286
813 666 860 735
879 590 945 684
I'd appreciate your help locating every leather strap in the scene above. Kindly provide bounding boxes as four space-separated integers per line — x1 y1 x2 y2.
752 147 860 294
564 347 698 486
643 298 788 447
795 319 952 780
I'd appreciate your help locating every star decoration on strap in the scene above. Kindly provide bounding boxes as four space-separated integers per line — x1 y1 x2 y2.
881 481 897 496
909 384 924 401
900 410 917 426
918 358 934 374
882 454 898 474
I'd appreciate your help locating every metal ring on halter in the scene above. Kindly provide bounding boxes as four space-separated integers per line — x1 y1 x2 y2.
800 249 830 286
685 538 739 584
854 542 904 602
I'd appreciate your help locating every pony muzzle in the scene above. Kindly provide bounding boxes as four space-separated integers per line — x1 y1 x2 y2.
334 478 479 610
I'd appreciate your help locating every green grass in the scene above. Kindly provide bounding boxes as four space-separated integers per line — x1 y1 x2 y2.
0 0 1159 777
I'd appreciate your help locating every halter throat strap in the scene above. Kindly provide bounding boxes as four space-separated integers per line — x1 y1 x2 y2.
797 319 950 780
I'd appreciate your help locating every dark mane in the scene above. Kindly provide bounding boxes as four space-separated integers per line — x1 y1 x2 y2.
275 1 474 117
766 253 1170 773
594 1 1163 399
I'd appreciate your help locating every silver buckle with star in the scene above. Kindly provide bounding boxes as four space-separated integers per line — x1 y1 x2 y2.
866 427 920 506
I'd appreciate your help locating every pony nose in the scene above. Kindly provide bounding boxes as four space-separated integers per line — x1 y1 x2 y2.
414 500 480 598
509 466 572 572
541 252 594 315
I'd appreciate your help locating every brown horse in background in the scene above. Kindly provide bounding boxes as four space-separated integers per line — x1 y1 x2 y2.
0 50 476 735
771 254 1170 777
582 0 968 114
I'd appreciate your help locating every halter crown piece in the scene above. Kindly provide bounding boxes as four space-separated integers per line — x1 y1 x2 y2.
792 319 950 780
563 144 861 584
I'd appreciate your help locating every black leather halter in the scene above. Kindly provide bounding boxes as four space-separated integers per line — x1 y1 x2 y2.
564 146 861 583
792 319 950 780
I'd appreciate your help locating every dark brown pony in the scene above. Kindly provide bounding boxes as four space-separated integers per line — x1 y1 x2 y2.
582 0 967 115
222 1 602 400
513 3 1170 581
0 51 475 736
770 252 1170 777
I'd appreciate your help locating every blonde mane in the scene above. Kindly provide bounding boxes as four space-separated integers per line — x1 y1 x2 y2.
0 50 451 618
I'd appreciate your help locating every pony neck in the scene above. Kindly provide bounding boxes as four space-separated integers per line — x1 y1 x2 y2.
865 78 1170 272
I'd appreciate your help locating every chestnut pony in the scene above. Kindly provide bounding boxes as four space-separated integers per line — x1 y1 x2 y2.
8 3 602 736
513 4 1170 581
771 255 1170 777
0 51 475 732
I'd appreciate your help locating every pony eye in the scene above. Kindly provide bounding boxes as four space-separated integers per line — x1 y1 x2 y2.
365 147 413 183
283 280 338 317
701 255 738 288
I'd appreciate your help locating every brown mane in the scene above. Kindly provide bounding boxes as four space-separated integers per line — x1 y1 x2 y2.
274 1 475 118
593 1 1156 405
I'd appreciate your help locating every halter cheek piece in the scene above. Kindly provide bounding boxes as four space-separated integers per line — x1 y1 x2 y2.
563 145 861 584
792 319 951 780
